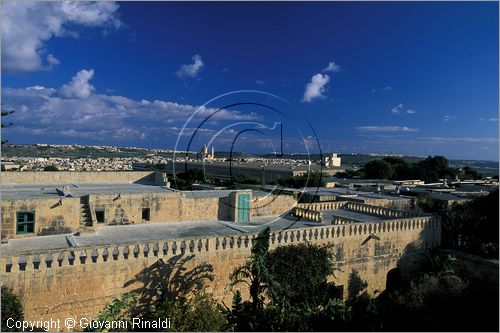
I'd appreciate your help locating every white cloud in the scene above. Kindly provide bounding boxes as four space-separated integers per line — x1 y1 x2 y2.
322 61 341 72
60 69 95 99
406 109 416 114
480 117 498 122
391 104 403 114
176 54 204 79
302 73 330 102
46 54 60 66
372 86 392 93
419 137 499 144
1 1 120 72
2 69 261 142
255 80 265 85
356 126 419 133
443 115 456 122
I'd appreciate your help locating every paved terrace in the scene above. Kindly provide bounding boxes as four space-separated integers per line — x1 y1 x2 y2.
0 182 269 200
323 209 386 222
1 215 329 256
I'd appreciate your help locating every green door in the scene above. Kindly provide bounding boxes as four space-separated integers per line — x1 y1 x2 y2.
237 194 250 222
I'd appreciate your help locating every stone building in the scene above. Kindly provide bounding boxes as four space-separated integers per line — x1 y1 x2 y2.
1 171 441 330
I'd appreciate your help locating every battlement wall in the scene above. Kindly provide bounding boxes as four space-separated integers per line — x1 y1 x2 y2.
1 217 441 330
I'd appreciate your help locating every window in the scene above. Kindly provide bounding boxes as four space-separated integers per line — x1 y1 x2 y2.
95 209 105 224
17 211 35 234
141 208 150 221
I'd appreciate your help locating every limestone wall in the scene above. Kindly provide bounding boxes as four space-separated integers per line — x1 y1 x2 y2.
1 217 440 331
1 198 81 241
0 171 155 184
2 192 297 240
252 194 296 217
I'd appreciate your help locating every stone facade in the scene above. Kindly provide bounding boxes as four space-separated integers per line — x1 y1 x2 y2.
1 191 296 241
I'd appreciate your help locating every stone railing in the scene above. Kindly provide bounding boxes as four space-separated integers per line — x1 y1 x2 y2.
331 216 358 225
292 207 323 222
296 201 347 211
1 216 440 274
344 202 420 219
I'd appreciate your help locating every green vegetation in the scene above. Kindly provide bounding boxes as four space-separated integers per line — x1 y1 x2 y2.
440 189 499 256
1 105 15 145
362 155 458 182
1 286 24 332
274 171 323 188
43 165 59 171
172 169 209 190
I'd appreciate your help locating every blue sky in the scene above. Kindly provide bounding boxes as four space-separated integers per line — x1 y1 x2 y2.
1 1 498 160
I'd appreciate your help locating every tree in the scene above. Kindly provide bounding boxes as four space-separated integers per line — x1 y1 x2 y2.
416 192 435 212
230 227 274 311
1 287 24 332
156 290 227 332
267 242 338 310
43 165 59 171
85 292 138 332
1 105 15 145
363 160 393 179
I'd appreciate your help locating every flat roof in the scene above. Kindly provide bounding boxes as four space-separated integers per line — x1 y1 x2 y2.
1 182 177 200
1 182 278 201
323 209 386 222
1 215 329 255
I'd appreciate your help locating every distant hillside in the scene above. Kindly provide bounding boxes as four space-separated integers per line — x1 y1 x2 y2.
2 144 498 177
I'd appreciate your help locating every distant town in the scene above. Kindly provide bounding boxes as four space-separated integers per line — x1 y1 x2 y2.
1 143 498 176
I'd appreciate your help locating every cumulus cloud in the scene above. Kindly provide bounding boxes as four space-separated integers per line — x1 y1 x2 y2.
406 109 416 114
302 73 330 102
322 61 341 72
443 115 456 122
255 80 266 85
60 69 95 99
2 69 261 142
176 54 204 79
1 1 121 72
356 126 419 133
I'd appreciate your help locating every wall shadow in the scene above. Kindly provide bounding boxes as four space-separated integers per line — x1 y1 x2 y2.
124 254 214 316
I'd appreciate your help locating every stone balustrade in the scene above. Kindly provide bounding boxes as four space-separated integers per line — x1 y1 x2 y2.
344 202 420 219
331 216 358 225
296 201 347 211
292 207 323 222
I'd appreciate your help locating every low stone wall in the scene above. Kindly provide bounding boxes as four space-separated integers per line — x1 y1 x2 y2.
296 201 347 211
0 171 155 184
331 216 358 225
344 202 420 219
1 217 441 331
292 207 323 222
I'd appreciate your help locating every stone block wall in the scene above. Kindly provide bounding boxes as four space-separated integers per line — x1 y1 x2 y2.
1 198 80 241
252 194 296 217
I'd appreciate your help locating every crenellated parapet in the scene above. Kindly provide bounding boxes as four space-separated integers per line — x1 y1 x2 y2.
1 216 440 274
